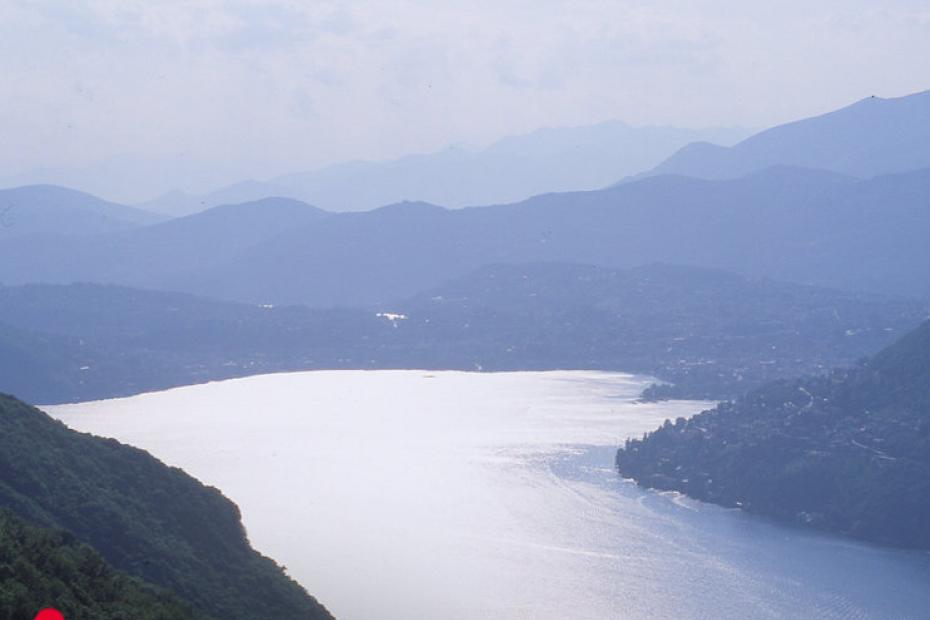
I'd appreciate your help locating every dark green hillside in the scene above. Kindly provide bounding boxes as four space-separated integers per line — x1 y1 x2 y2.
616 320 930 549
0 394 332 620
0 510 207 620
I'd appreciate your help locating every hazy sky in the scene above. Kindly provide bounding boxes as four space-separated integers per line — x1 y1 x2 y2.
2 0 930 195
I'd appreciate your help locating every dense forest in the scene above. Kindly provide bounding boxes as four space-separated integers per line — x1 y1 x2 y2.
0 510 207 620
0 394 332 620
617 320 930 549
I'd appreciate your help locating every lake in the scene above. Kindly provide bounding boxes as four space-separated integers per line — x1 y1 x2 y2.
47 370 930 619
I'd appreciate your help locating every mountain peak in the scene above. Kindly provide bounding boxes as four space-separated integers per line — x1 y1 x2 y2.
0 184 165 237
648 88 930 181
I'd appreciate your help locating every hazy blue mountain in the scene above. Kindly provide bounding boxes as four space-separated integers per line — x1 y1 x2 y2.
646 89 930 180
0 197 327 287
127 196 327 259
140 122 748 216
617 318 930 550
139 180 294 217
0 264 924 404
0 394 333 619
174 166 930 305
0 184 164 238
3 166 930 304
0 155 259 206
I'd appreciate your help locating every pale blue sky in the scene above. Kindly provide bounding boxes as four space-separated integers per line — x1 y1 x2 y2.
2 0 929 194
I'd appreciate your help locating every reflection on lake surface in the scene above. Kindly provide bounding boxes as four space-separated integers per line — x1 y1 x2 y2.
48 370 930 620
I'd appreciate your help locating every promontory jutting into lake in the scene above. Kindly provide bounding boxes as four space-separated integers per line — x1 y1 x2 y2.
48 370 930 620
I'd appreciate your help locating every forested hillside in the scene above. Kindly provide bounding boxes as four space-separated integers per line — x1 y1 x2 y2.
617 320 930 549
0 394 332 620
0 511 208 620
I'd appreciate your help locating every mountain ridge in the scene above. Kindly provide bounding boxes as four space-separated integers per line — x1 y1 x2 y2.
0 184 165 238
2 166 930 304
138 122 749 215
646 89 930 181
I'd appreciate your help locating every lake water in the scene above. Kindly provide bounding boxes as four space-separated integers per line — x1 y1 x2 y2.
47 370 930 619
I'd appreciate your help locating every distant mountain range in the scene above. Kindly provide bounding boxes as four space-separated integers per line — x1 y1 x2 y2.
137 122 748 215
8 89 930 223
617 318 930 550
0 196 325 287
2 165 928 305
0 263 924 404
645 89 930 180
2 90 929 310
0 184 164 238
0 393 333 619
107 88 930 216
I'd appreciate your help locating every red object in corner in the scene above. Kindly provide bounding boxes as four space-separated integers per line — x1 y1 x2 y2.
34 609 64 620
